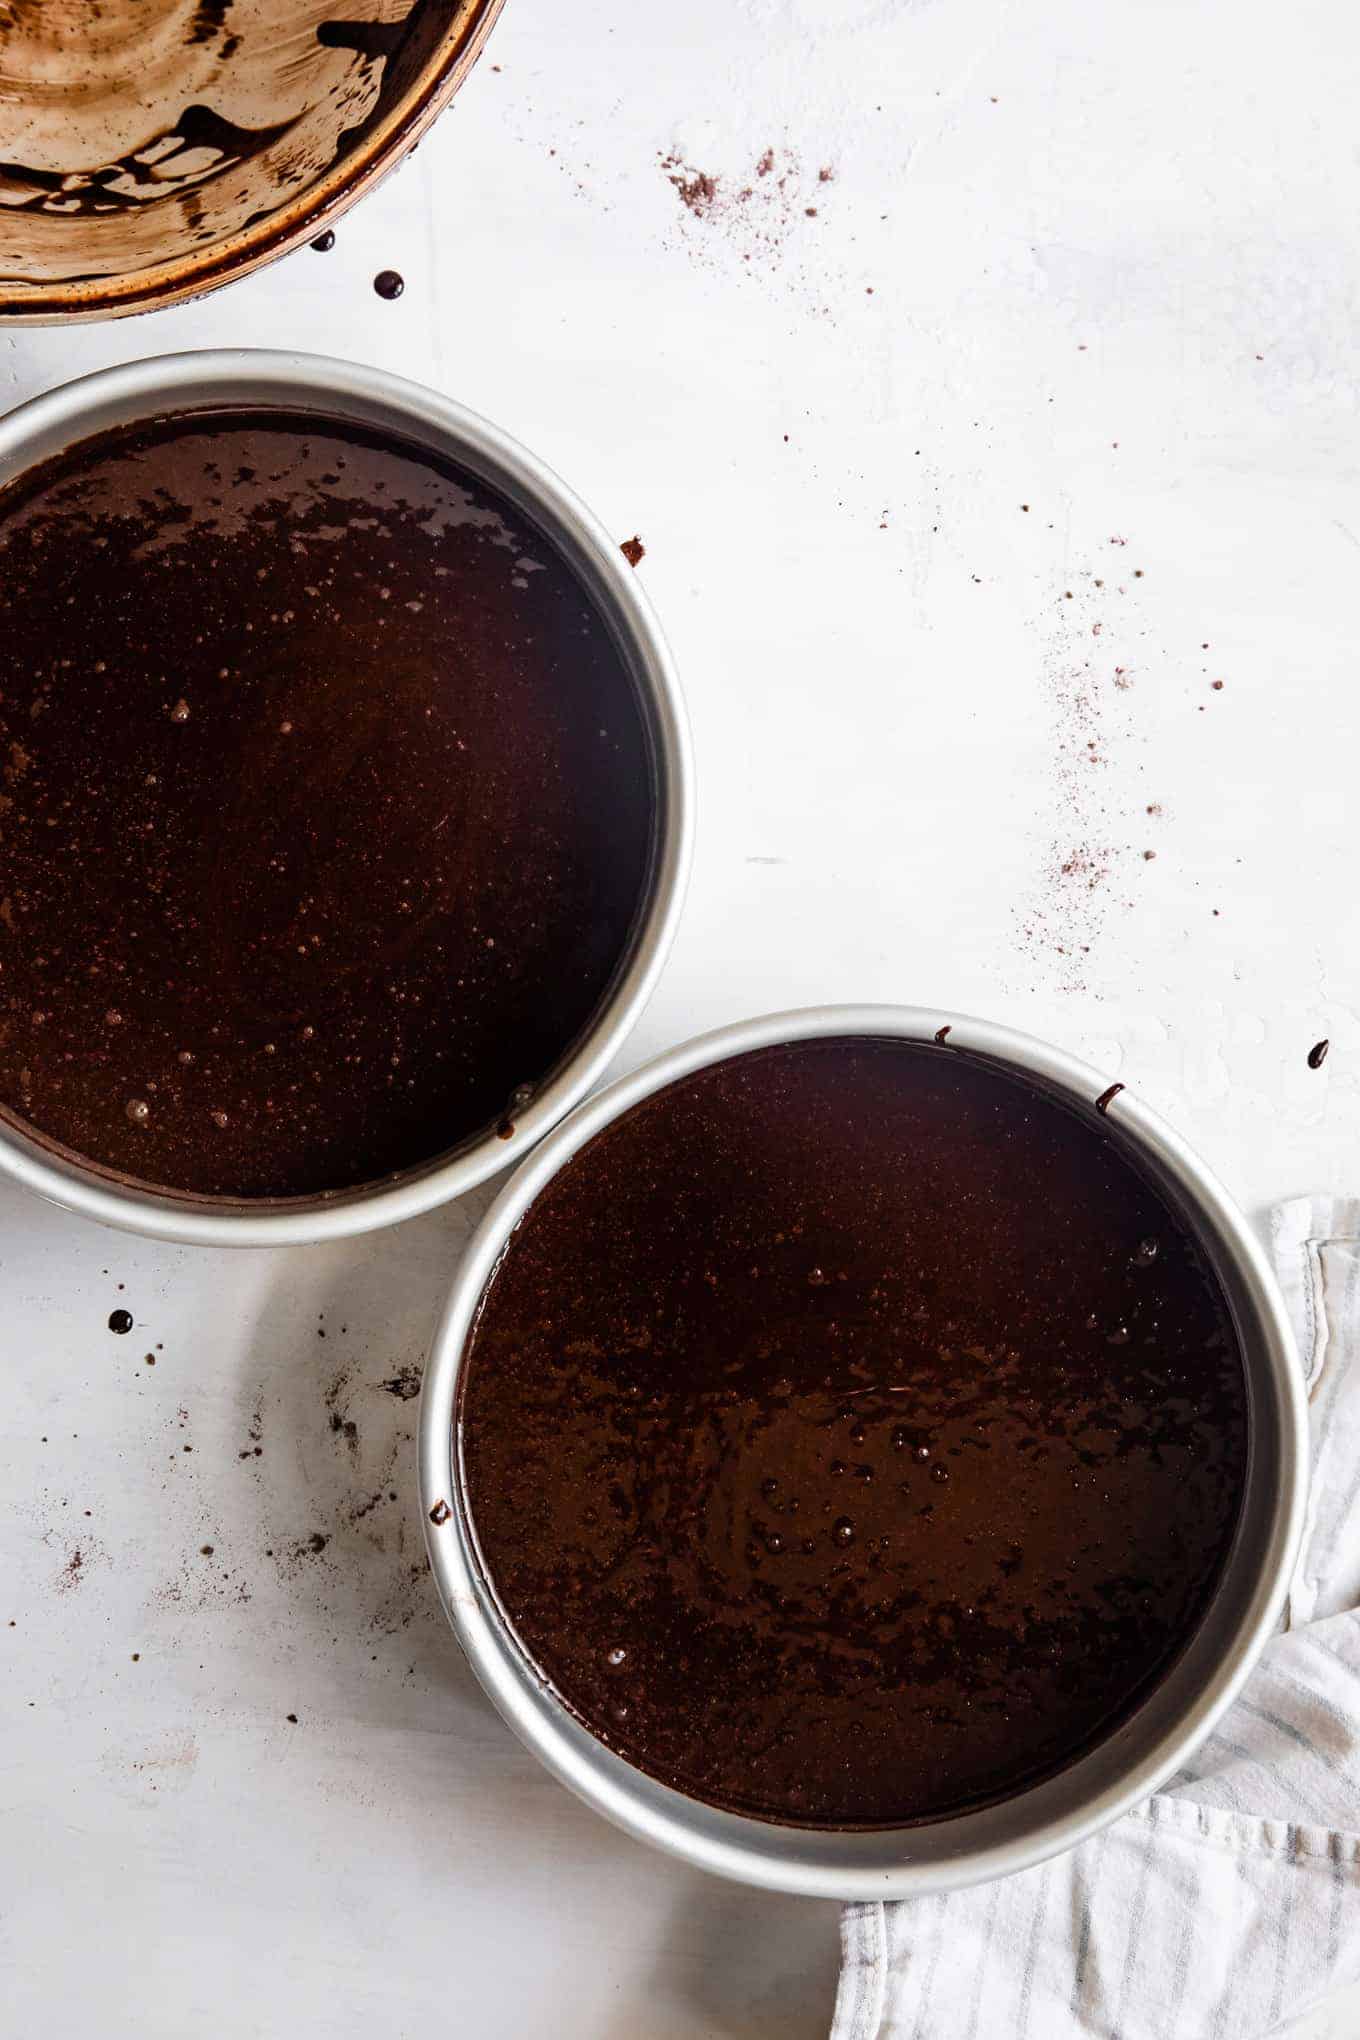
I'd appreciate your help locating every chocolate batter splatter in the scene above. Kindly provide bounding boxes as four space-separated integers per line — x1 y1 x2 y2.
380 1367 422 1401
1308 1040 1330 1070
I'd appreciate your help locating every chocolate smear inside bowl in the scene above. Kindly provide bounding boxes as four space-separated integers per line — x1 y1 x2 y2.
459 1037 1250 1829
0 0 505 320
0 405 655 1201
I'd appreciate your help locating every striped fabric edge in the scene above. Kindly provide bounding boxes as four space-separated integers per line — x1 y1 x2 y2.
1127 1794 1360 1866
833 1902 888 2040
1272 1197 1360 1631
1270 1196 1358 1388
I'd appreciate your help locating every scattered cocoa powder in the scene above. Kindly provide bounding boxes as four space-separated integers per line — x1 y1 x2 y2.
657 145 833 286
1015 557 1156 990
660 153 720 218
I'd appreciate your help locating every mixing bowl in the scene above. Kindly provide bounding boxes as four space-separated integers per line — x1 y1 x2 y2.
0 0 503 321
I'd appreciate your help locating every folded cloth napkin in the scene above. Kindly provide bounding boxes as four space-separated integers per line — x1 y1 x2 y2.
833 1197 1360 2040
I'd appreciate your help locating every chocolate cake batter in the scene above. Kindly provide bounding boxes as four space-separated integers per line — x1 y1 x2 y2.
0 410 653 1198
461 1040 1249 1828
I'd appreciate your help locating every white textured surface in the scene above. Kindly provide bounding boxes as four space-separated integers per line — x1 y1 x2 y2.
2 0 1357 2032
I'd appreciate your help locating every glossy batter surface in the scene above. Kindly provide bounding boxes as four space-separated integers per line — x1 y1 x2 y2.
461 1040 1249 1827
0 410 652 1197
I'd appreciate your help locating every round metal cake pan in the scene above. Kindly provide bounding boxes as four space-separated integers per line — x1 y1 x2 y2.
0 349 692 1246
420 1005 1308 1900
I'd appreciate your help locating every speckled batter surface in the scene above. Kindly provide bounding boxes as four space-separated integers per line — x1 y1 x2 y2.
0 409 652 1197
461 1039 1249 1827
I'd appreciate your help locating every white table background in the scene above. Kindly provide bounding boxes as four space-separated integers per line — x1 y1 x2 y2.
4 1 1359 2033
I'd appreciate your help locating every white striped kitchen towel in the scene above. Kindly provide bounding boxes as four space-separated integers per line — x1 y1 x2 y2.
833 1196 1360 2040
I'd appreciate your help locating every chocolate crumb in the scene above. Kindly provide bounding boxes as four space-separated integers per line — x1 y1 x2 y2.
429 1499 452 1526
620 535 646 568
1308 1040 1330 1070
1095 1083 1126 1115
286 1713 298 1724
380 1368 422 1401
933 1025 952 1045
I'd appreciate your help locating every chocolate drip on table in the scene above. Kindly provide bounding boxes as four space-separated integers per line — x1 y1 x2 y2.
461 1040 1249 1828
0 410 652 1198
